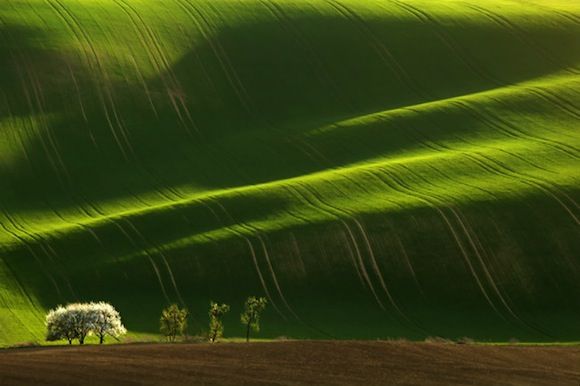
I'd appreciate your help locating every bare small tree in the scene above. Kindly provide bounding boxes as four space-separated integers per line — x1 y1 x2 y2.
160 304 188 342
208 301 230 343
240 296 267 342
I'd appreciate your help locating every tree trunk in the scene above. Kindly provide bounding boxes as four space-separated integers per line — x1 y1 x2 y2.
79 335 85 345
246 323 250 343
99 334 104 344
68 339 72 345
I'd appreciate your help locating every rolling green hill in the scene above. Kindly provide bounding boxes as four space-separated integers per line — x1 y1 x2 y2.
0 0 579 345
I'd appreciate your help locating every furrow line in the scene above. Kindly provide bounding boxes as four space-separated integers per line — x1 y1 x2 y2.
401 110 580 224
520 1 580 26
1 209 74 300
296 182 429 334
324 0 428 100
394 233 424 297
230 218 296 322
283 184 384 310
456 206 553 337
110 220 171 304
465 3 579 75
451 100 580 159
46 0 133 161
62 3 194 204
387 0 498 87
181 198 289 318
258 0 354 113
121 219 196 322
175 0 252 114
454 209 554 337
473 151 580 223
209 200 289 320
523 86 580 121
114 0 202 140
0 14 71 194
442 122 580 212
0 215 64 301
371 167 509 322
270 194 372 296
393 0 580 115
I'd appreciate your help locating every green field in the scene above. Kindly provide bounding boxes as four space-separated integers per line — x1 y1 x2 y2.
0 0 579 346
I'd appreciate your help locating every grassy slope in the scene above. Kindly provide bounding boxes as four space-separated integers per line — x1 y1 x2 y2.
0 0 579 345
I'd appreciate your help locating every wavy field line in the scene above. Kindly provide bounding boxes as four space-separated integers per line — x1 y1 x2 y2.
464 2 579 75
43 0 135 161
324 0 428 100
2 124 576 253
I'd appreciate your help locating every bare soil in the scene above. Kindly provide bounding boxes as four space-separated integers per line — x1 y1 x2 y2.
0 340 579 385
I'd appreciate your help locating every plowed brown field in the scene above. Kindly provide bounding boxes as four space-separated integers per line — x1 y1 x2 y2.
0 341 579 385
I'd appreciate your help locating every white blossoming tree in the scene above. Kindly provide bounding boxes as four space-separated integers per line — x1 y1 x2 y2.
89 302 127 344
45 302 127 345
46 306 77 344
67 303 94 345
